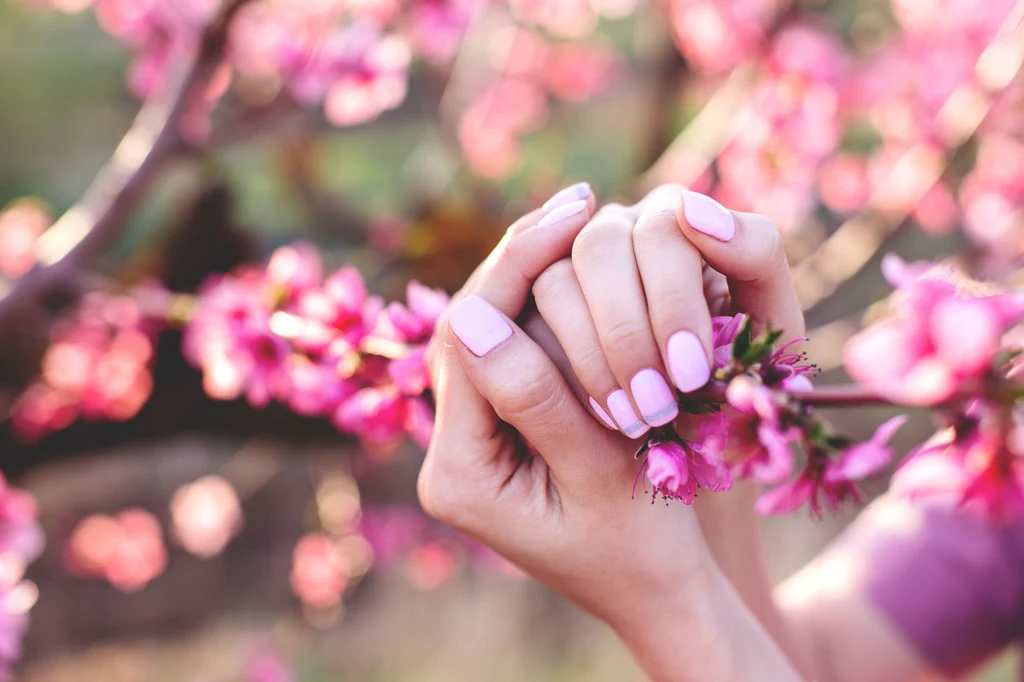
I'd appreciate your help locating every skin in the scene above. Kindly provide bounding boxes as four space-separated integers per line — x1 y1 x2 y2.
419 184 943 682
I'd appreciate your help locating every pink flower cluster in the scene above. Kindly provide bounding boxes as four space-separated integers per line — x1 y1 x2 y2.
10 291 160 443
43 0 481 136
0 477 43 682
457 26 619 179
640 312 915 516
713 22 848 228
359 506 519 586
64 507 167 592
893 400 1024 520
49 0 220 100
665 0 779 74
959 78 1024 274
183 242 447 453
845 255 1024 407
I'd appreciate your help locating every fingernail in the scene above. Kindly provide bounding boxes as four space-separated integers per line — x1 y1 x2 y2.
589 396 617 430
606 389 650 439
667 331 711 393
449 296 513 357
542 182 591 212
629 369 679 427
538 199 588 228
683 190 735 241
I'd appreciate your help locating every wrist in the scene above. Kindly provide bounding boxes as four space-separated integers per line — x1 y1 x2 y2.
605 549 802 682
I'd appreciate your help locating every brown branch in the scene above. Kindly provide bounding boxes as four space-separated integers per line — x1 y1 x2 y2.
0 0 255 323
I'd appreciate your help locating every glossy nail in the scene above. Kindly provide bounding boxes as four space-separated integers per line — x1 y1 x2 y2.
667 331 711 393
542 182 591 212
589 396 617 430
630 369 679 427
606 390 650 438
538 199 588 228
449 296 513 357
683 190 736 241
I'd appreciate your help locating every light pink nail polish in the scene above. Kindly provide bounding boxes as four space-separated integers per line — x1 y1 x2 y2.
589 396 617 430
630 369 679 427
449 296 513 357
683 190 736 241
667 331 711 393
542 182 591 212
538 199 588 228
606 390 650 439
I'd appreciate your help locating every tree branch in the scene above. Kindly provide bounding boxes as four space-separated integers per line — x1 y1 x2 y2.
0 0 255 323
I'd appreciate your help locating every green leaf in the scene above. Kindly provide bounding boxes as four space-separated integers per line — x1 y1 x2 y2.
731 315 753 362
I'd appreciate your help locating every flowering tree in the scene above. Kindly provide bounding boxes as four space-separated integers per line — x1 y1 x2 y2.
1 0 1023 677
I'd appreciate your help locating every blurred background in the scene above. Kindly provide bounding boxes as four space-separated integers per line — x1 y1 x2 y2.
0 0 1021 679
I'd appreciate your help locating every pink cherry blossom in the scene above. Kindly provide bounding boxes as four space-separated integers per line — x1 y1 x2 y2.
825 415 907 483
844 256 1024 406
65 508 167 592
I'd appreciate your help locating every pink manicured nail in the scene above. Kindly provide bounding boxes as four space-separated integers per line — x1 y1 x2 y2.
667 331 711 393
606 390 649 439
542 182 591 212
538 199 588 228
683 190 736 241
449 296 513 357
589 396 617 430
630 369 679 427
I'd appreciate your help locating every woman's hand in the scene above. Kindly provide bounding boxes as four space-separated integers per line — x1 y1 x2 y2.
417 183 803 682
524 183 813 676
530 183 803 439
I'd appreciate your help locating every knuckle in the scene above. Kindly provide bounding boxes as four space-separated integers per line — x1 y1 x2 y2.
632 209 679 249
490 367 567 426
571 219 629 268
532 259 575 304
601 318 650 355
573 343 615 391
755 220 788 279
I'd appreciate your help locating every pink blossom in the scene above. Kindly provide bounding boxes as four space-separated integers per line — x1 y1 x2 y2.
667 0 777 74
290 533 347 608
844 255 1024 406
826 416 907 483
11 291 159 442
169 475 243 558
644 413 732 503
65 508 167 592
332 386 407 448
725 376 798 484
0 200 49 279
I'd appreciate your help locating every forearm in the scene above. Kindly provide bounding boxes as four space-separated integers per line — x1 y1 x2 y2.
694 482 820 679
607 551 805 682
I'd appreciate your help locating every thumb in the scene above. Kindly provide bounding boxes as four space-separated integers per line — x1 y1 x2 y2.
446 296 612 475
676 191 805 341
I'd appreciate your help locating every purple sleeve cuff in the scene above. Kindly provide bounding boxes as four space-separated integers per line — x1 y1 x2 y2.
863 501 1022 677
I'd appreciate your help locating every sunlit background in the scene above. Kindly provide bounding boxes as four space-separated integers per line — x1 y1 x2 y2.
0 0 1022 679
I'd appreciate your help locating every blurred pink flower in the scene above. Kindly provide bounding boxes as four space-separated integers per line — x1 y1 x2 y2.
844 255 1024 406
667 0 777 74
169 475 243 558
11 291 159 442
290 533 347 608
244 644 295 682
66 508 167 592
0 201 49 279
825 416 907 483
